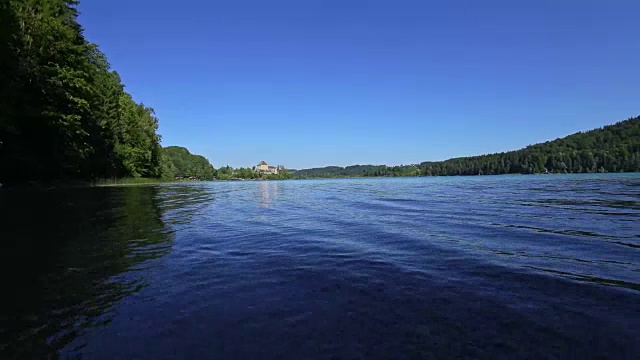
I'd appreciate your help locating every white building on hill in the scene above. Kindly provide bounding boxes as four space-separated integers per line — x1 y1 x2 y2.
254 161 283 175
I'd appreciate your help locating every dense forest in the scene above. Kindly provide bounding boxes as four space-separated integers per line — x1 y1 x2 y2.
1 2 637 185
160 146 216 181
294 117 640 178
0 0 163 185
160 146 291 181
0 1 290 186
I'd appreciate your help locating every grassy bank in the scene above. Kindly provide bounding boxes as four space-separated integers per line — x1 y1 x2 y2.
91 177 170 187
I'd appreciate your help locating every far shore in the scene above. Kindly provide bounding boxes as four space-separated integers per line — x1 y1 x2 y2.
3 171 637 191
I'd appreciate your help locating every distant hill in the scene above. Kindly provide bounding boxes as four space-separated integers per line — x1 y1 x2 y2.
293 165 415 178
161 146 216 180
293 116 640 178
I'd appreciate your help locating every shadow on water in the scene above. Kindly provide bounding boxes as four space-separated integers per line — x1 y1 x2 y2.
0 176 638 359
0 186 174 359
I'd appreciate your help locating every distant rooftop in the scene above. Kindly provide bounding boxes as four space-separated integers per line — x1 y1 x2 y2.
258 160 267 165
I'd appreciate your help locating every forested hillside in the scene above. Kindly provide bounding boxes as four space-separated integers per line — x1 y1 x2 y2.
160 147 216 181
1 1 637 185
0 0 162 185
294 116 640 178
293 165 421 178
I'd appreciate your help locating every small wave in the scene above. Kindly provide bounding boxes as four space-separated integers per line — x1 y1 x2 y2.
524 266 640 292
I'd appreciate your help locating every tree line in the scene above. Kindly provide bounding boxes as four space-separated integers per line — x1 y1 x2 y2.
0 0 163 185
231 167 292 180
0 1 292 186
2 1 636 185
161 146 291 181
293 117 640 178
161 146 216 181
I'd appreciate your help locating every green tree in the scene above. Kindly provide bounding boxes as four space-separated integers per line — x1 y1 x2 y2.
0 0 164 185
293 117 640 178
161 146 215 180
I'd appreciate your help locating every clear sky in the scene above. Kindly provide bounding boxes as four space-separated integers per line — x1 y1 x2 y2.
77 0 639 169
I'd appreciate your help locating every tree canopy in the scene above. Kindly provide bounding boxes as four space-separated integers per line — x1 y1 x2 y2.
293 117 640 178
160 146 216 181
1 2 636 185
0 0 162 185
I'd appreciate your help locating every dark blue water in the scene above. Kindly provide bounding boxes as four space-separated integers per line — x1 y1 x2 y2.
1 174 639 359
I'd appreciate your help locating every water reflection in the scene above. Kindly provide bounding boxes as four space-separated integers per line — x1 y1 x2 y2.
0 186 174 359
1 176 638 359
156 183 216 225
257 181 279 208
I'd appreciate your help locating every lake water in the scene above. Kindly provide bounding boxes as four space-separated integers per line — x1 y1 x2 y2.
1 174 639 359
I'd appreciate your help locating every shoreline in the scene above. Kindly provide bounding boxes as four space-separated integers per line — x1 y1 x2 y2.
2 171 637 191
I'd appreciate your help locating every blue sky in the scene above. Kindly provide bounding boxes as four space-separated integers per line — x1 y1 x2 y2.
78 0 639 169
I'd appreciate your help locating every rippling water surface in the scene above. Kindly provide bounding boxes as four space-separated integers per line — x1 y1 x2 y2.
1 174 639 359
